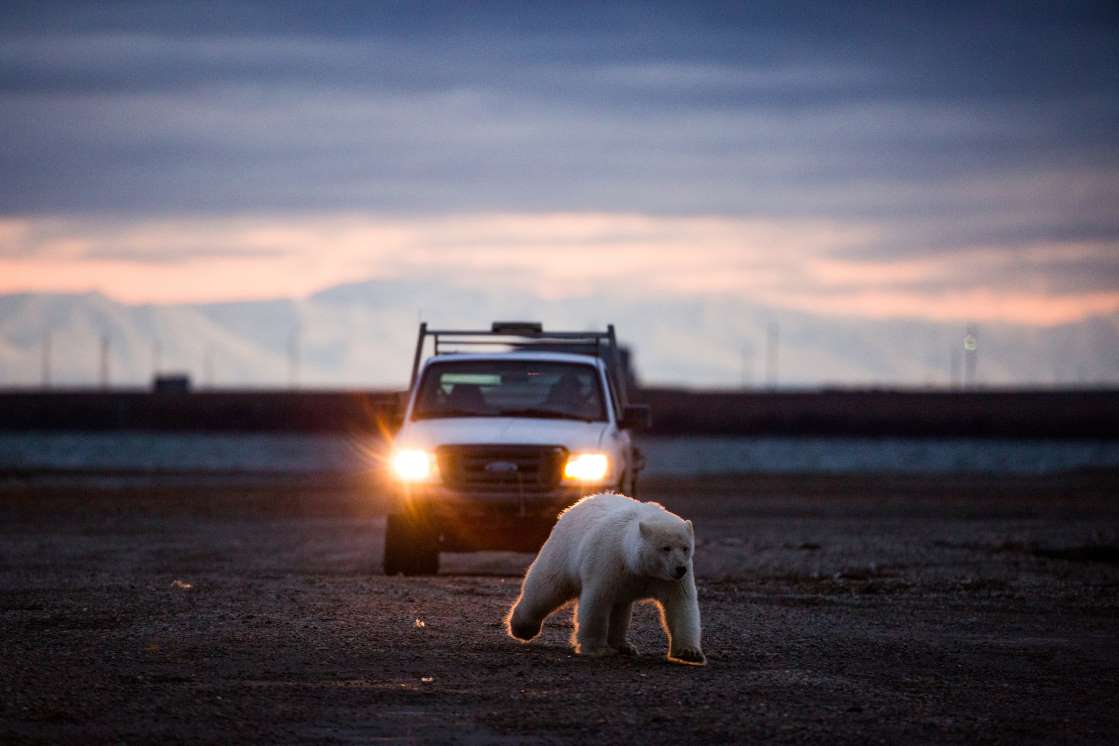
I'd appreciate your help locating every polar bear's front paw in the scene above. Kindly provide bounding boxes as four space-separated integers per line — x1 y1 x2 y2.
507 606 543 641
509 616 542 641
668 646 706 666
613 641 640 656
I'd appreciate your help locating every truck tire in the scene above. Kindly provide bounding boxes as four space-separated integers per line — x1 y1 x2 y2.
383 513 440 576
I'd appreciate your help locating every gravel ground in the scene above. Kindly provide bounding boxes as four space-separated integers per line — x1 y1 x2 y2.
1 472 1118 744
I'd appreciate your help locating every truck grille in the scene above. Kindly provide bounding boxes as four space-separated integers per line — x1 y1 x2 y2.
436 445 567 493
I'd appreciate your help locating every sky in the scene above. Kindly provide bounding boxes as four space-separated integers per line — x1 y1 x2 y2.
1 1 1117 329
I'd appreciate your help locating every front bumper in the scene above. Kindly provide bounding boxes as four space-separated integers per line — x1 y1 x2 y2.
390 482 606 552
393 482 602 521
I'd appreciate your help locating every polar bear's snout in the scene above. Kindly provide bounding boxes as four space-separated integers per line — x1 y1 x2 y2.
673 565 688 579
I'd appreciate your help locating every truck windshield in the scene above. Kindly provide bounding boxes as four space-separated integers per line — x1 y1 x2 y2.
413 360 607 422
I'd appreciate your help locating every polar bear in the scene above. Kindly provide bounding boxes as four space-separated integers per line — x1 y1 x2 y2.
506 493 704 665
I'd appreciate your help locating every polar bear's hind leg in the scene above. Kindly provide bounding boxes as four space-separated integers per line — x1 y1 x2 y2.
573 583 618 656
507 571 574 642
607 601 638 655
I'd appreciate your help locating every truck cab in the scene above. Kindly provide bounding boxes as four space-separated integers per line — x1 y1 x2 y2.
383 322 650 575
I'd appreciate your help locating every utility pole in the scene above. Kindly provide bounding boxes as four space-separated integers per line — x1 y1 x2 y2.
41 332 51 389
99 335 110 389
963 325 978 388
288 324 300 389
764 322 780 389
152 338 162 380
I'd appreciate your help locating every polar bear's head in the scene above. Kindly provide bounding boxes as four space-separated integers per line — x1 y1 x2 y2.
638 517 695 581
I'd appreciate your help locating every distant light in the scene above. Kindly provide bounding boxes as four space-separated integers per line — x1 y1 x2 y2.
963 335 977 351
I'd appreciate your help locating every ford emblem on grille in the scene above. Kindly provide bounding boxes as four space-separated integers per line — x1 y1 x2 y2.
485 461 519 474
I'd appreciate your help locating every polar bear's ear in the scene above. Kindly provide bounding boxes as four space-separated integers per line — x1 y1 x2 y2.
639 520 652 539
685 519 694 535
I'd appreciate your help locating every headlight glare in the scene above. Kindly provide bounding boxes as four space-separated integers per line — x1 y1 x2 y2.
563 452 609 482
391 448 436 482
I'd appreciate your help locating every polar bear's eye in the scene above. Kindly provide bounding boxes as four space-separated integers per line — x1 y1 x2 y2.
661 546 671 553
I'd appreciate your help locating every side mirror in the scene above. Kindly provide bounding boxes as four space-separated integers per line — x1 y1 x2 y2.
619 404 652 431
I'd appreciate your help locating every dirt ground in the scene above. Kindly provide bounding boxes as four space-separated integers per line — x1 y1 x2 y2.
2 472 1118 744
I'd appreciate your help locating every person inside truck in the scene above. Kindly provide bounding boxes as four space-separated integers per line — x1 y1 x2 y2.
447 382 486 413
545 372 592 416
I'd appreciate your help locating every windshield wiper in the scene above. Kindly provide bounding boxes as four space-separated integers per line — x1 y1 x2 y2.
496 408 596 423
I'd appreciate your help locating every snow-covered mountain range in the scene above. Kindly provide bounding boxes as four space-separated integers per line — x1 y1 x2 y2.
1 281 1116 389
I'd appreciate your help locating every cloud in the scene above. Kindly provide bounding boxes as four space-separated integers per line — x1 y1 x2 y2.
2 80 1114 256
0 1 1115 326
1 212 1115 324
0 4 1115 231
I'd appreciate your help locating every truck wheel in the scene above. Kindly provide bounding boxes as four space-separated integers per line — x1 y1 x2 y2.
383 513 440 576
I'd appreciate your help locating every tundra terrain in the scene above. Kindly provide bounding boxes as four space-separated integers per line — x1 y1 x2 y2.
2 472 1117 743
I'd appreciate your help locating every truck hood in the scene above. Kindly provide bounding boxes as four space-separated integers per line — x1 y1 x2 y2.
398 417 609 451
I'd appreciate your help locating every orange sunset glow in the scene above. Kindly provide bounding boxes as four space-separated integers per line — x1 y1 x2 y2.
2 214 1115 327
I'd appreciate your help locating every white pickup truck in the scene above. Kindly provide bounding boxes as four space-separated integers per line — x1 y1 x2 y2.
383 322 650 575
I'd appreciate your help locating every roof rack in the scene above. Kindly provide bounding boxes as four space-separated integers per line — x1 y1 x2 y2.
409 322 630 407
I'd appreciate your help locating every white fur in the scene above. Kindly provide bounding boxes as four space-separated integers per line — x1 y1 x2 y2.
506 493 704 665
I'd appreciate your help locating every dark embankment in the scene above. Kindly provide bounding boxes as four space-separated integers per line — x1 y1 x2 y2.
635 387 1119 438
1 387 1117 438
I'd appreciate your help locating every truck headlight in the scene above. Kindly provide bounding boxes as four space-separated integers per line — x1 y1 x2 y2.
563 452 609 482
391 448 437 482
